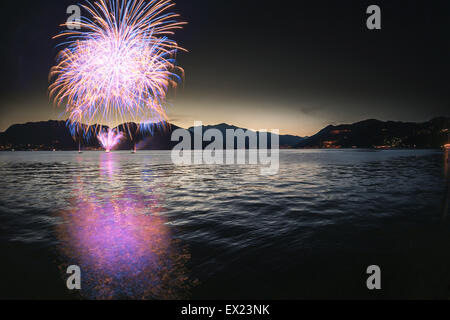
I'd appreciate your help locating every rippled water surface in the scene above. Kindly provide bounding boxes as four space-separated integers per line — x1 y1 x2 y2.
1 150 449 299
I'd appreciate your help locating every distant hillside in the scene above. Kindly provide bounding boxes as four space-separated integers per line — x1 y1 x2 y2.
0 121 77 150
296 117 450 149
1 118 448 151
0 121 304 151
0 121 182 151
188 123 305 148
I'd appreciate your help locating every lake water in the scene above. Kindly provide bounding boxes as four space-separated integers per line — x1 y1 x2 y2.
0 149 449 299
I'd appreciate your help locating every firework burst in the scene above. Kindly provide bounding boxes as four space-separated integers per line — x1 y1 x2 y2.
97 128 124 152
49 0 185 139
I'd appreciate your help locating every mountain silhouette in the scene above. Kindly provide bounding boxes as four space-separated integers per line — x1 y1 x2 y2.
296 117 450 148
187 123 305 149
0 121 182 151
0 121 303 150
1 118 448 151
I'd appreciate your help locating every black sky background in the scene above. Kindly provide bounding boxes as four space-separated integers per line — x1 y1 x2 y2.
0 0 449 135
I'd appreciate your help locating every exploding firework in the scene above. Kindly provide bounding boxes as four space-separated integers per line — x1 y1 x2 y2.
98 128 124 152
49 0 185 140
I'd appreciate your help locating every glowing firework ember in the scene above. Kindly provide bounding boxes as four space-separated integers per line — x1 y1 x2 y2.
98 128 124 152
49 0 185 138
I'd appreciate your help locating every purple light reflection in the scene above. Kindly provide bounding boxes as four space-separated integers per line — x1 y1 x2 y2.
56 155 192 299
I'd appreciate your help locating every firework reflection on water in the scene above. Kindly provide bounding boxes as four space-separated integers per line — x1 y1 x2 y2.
56 153 193 299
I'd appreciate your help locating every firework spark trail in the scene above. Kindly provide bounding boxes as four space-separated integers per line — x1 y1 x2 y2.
49 0 185 139
97 128 124 152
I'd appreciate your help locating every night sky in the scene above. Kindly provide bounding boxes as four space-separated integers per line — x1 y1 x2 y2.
1 0 449 136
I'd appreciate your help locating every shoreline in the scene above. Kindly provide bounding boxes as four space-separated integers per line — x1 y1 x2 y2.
0 148 445 152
